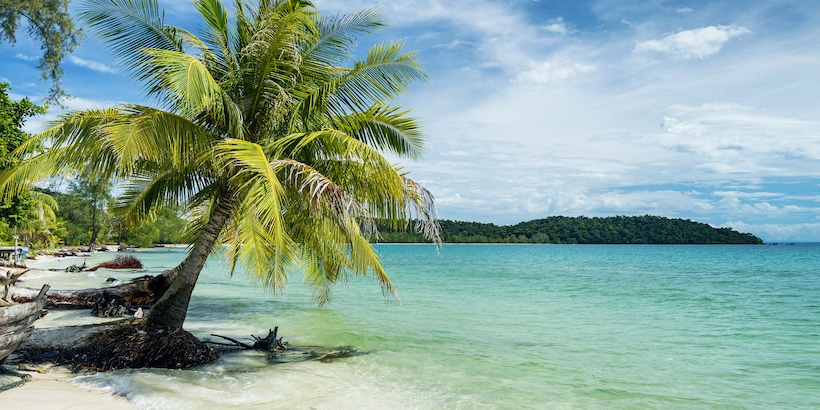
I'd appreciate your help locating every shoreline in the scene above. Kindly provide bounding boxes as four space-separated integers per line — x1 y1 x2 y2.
0 264 137 408
0 363 135 409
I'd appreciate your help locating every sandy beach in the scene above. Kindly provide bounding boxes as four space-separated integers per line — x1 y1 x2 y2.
1 262 137 409
0 364 134 409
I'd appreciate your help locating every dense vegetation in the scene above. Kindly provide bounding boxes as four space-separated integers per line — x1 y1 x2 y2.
378 215 763 244
0 83 187 249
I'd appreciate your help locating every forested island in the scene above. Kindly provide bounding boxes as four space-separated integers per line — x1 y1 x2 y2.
378 215 763 244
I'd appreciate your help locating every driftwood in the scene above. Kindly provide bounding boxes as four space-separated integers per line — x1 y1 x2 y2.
205 329 360 363
208 327 289 351
13 274 171 309
1 270 28 305
65 260 87 273
1 285 49 364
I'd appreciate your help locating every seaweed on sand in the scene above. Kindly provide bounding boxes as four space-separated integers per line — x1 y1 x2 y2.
86 255 143 272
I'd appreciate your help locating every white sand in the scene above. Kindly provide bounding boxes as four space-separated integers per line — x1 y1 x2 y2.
0 264 137 408
0 364 135 409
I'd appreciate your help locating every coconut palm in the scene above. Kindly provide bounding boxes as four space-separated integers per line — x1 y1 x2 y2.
17 190 60 247
0 0 439 329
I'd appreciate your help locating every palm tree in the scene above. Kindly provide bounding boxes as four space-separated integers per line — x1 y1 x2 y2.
1 0 439 329
18 190 60 247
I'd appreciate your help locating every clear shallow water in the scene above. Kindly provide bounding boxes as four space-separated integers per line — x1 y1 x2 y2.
25 244 820 408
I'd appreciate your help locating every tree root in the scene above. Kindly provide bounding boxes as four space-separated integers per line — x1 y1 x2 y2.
18 321 218 371
208 327 289 351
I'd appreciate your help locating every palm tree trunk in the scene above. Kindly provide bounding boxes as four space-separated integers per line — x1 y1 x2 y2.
146 189 234 328
89 201 98 249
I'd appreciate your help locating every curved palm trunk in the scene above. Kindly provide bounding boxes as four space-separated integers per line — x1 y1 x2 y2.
147 190 234 328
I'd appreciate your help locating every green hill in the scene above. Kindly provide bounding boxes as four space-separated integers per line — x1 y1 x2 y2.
376 215 763 244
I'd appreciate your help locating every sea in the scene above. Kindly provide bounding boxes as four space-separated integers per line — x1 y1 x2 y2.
20 244 820 408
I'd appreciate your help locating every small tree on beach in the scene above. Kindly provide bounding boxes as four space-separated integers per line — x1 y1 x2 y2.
0 0 439 333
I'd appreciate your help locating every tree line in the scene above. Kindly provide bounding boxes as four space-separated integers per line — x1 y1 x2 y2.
377 215 763 244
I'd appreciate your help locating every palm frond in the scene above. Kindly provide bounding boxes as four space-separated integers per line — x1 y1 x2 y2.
80 0 183 81
139 50 227 118
114 169 214 227
241 5 313 129
213 138 289 253
402 175 442 247
194 0 238 78
329 40 427 113
334 104 425 159
305 8 384 67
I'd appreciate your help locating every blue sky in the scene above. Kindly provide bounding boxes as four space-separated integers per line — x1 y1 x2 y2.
1 0 819 242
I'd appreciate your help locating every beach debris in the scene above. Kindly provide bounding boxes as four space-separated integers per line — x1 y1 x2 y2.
16 363 47 373
303 348 360 363
91 291 136 318
65 260 87 273
0 367 31 392
1 270 28 305
0 284 49 370
13 273 172 309
206 329 362 364
86 255 143 272
208 327 289 351
18 321 218 372
53 250 77 257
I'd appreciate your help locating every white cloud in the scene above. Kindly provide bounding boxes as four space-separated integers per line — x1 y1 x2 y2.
20 95 121 134
656 102 820 171
634 25 751 59
69 56 117 74
435 39 473 49
543 17 569 35
661 116 706 135
15 53 37 62
722 221 820 242
675 7 695 14
514 59 595 85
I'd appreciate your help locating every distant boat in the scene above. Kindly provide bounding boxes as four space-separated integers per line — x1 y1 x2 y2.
0 284 49 364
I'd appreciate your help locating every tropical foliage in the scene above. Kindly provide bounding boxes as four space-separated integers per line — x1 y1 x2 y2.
378 215 763 244
0 82 59 246
0 0 439 328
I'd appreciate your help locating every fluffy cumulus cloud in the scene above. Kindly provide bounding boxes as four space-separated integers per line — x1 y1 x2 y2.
543 17 570 35
634 25 751 59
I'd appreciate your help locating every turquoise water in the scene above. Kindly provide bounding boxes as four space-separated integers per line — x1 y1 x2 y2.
25 244 820 408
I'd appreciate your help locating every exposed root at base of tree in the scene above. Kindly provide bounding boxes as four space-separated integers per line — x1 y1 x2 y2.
17 321 217 371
